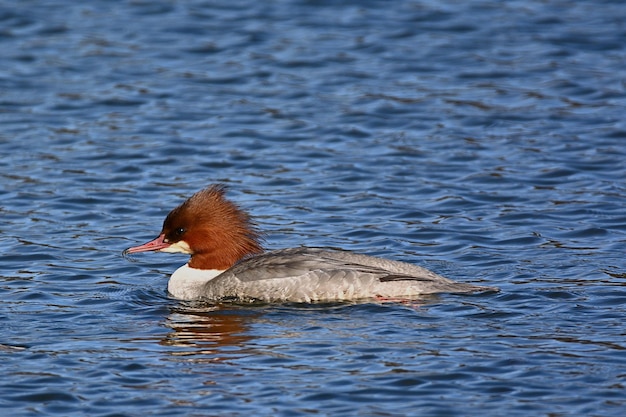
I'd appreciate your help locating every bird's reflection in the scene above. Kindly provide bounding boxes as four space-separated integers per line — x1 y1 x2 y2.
160 299 431 361
161 303 262 360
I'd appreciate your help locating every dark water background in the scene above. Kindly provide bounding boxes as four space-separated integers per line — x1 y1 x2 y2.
1 0 625 415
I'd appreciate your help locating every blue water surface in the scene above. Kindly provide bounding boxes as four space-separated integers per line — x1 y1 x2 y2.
1 0 625 416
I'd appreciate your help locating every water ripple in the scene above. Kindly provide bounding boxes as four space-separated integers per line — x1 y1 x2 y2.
1 0 625 415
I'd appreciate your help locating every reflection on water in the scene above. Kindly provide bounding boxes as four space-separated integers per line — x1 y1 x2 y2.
163 305 259 358
162 299 432 361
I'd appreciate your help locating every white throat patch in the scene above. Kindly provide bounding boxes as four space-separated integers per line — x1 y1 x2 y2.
159 240 192 254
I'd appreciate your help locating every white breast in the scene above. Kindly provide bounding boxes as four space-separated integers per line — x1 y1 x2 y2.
167 264 224 300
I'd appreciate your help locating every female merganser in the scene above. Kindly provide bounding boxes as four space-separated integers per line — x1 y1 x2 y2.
124 185 497 302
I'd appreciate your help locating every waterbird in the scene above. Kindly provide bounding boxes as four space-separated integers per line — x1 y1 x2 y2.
124 185 497 302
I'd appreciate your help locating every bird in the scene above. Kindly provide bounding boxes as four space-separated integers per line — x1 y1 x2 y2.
124 185 497 302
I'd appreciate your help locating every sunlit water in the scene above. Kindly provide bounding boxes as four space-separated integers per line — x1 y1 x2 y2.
1 0 625 416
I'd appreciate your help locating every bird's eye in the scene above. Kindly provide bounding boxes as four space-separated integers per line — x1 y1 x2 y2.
175 227 186 236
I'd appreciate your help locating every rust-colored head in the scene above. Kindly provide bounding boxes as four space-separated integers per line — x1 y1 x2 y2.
125 185 264 270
